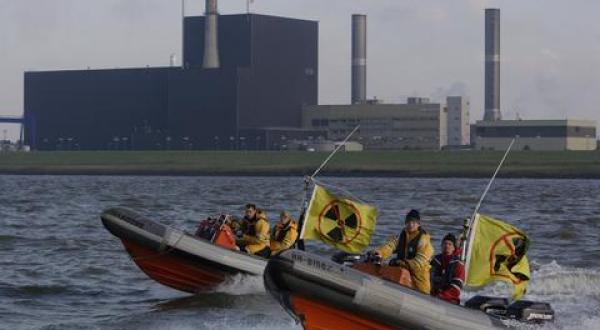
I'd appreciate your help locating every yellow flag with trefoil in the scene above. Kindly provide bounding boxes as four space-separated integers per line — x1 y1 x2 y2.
465 213 530 300
300 185 377 253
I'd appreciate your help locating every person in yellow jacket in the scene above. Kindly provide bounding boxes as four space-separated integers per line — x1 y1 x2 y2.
372 209 434 294
238 204 271 258
270 211 298 255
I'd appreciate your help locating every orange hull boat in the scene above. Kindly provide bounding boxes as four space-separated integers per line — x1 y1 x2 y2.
101 207 267 293
290 295 400 330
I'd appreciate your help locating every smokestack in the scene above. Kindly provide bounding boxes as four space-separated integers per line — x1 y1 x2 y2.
484 8 501 121
351 14 367 104
202 0 220 69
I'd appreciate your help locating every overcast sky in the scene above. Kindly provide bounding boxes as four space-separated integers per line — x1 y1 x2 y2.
1 0 600 139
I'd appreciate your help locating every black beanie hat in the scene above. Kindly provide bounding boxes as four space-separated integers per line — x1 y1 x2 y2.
442 233 457 247
405 209 421 223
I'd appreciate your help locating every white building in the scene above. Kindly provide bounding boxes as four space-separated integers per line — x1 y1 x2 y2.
446 96 470 146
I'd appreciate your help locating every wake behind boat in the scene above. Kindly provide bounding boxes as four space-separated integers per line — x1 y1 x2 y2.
100 207 266 293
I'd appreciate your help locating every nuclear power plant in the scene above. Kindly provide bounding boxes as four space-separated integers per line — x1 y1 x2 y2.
22 3 596 151
24 0 318 150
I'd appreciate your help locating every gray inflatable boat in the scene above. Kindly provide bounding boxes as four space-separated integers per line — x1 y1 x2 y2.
101 207 266 293
264 250 553 330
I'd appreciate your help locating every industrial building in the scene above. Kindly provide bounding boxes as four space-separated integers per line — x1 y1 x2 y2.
474 120 597 151
474 8 598 151
24 0 318 150
446 96 470 146
300 15 474 151
303 98 449 150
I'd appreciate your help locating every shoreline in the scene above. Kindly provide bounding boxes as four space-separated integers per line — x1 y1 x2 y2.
0 150 599 179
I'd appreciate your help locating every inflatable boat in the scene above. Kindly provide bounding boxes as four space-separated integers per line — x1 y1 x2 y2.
264 250 554 330
101 207 266 293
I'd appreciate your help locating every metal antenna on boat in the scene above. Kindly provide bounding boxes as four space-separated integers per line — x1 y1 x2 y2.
296 125 361 250
460 137 516 261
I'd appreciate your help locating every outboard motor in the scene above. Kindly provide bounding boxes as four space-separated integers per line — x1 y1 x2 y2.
465 295 509 316
466 295 554 323
506 300 555 323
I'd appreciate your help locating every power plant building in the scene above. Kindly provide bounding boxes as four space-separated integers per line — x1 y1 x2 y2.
24 12 318 150
303 99 448 150
474 8 598 151
446 96 470 146
474 120 597 151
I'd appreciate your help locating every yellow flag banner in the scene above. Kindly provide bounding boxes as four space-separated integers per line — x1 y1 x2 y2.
465 213 531 300
300 185 377 253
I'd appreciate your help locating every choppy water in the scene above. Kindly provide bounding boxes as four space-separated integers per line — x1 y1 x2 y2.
1 175 599 330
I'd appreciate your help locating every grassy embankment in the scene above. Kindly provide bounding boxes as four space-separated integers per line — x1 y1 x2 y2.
0 150 598 178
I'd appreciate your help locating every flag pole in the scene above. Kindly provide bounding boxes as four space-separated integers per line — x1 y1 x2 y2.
460 137 516 261
309 125 360 180
296 125 360 250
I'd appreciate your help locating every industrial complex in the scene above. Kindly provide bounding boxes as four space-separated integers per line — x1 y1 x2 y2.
20 2 597 151
471 9 597 151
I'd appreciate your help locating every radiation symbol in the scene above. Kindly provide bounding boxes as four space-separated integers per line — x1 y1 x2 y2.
317 200 363 244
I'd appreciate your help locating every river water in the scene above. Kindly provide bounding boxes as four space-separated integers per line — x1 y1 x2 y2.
1 175 599 329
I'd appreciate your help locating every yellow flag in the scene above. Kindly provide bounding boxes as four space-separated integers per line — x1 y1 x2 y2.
300 185 377 253
465 213 530 300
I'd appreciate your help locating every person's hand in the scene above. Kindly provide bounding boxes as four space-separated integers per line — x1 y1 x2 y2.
367 251 382 264
398 260 408 268
390 259 408 268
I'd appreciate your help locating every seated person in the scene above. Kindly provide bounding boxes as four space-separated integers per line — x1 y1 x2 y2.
270 211 298 255
237 203 271 258
371 209 434 294
195 216 219 240
431 233 464 305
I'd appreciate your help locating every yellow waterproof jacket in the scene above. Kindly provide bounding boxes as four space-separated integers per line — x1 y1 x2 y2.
241 211 270 255
375 229 434 294
270 220 298 255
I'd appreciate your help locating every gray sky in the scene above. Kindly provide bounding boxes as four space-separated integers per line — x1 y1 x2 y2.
2 0 600 139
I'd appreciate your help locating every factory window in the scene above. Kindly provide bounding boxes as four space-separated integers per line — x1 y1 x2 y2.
312 119 320 127
320 119 329 126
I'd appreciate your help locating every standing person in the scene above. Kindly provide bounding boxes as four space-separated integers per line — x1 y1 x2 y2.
238 204 271 258
430 233 465 305
270 211 298 255
372 209 434 294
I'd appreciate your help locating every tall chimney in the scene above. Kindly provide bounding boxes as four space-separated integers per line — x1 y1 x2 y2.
351 14 367 104
202 0 220 69
484 8 501 121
